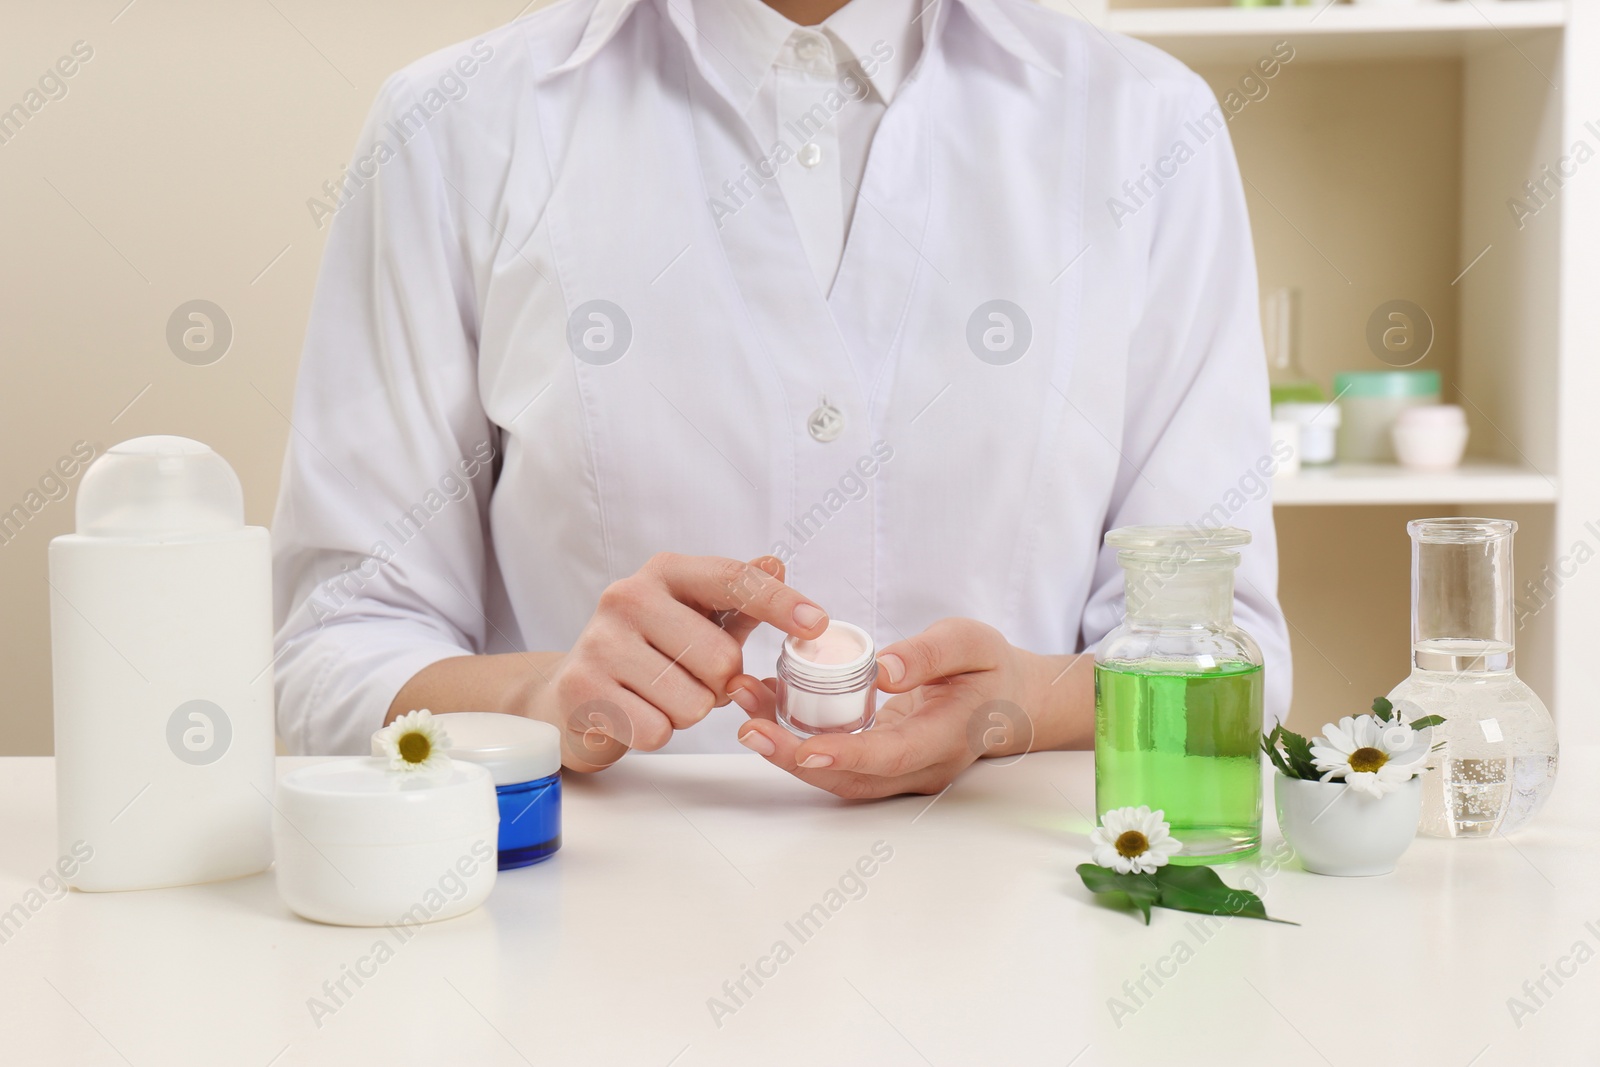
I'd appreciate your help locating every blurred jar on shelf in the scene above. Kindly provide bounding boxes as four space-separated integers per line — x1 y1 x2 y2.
1334 369 1440 463
1393 404 1469 471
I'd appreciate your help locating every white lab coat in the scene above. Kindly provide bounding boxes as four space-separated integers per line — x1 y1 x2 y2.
271 0 1292 755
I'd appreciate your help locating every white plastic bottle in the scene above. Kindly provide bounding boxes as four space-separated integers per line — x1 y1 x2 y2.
50 436 275 890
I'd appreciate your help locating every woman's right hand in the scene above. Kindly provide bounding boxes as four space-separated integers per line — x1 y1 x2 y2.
532 553 827 771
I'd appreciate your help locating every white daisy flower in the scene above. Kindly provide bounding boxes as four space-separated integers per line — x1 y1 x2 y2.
372 709 453 773
1310 714 1428 798
1090 806 1181 874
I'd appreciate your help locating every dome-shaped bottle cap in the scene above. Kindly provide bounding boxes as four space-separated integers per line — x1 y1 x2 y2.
76 436 245 537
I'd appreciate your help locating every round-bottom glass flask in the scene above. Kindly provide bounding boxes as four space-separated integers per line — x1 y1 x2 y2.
1386 518 1557 838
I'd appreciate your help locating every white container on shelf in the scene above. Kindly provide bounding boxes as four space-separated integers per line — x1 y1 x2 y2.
1270 420 1302 476
274 758 499 927
1272 402 1340 466
49 437 276 891
1392 405 1469 470
1334 370 1441 464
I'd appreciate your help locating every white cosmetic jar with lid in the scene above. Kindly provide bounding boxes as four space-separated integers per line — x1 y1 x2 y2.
1333 370 1440 463
273 758 499 927
1392 404 1469 470
776 621 878 736
1272 402 1340 466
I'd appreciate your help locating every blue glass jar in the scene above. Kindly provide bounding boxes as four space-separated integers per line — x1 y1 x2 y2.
441 713 562 870
493 773 561 868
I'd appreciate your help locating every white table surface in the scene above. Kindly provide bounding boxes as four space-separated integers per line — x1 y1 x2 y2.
1 750 1595 1066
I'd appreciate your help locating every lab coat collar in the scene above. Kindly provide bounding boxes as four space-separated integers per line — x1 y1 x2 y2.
681 0 925 114
538 0 1059 89
825 0 923 106
954 0 1061 77
681 0 803 115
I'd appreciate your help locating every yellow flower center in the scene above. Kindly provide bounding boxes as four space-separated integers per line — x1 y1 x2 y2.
397 731 431 764
1114 830 1149 858
1349 746 1388 773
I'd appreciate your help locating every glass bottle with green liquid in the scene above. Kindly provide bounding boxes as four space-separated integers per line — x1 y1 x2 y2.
1263 287 1324 406
1094 526 1264 864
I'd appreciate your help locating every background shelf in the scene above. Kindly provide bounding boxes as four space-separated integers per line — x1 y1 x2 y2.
1107 0 1567 64
1271 462 1558 506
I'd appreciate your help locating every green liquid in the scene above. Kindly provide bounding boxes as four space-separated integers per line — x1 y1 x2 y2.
1094 661 1264 864
1270 381 1325 406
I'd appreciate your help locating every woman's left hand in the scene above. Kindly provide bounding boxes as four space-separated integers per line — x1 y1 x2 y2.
730 617 1092 799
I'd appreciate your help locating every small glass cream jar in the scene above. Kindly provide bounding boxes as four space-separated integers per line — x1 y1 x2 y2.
776 621 878 736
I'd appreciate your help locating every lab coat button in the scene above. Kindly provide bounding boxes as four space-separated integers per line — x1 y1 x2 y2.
798 142 823 168
795 36 824 62
807 399 844 442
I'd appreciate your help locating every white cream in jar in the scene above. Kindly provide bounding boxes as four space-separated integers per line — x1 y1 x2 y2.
776 621 878 735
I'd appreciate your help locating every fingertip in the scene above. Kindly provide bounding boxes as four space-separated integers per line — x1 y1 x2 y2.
794 735 846 770
874 652 909 691
730 674 778 722
791 602 829 636
728 683 758 716
737 724 776 756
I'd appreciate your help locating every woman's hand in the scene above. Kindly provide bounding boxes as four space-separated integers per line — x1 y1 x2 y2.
732 617 1092 799
527 553 827 771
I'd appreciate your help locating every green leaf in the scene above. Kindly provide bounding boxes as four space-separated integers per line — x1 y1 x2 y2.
1372 696 1395 722
1408 714 1445 730
1261 732 1294 778
1076 863 1160 924
1153 865 1298 925
1272 725 1319 780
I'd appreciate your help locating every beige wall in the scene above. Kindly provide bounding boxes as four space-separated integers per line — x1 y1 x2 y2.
1 1 529 754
